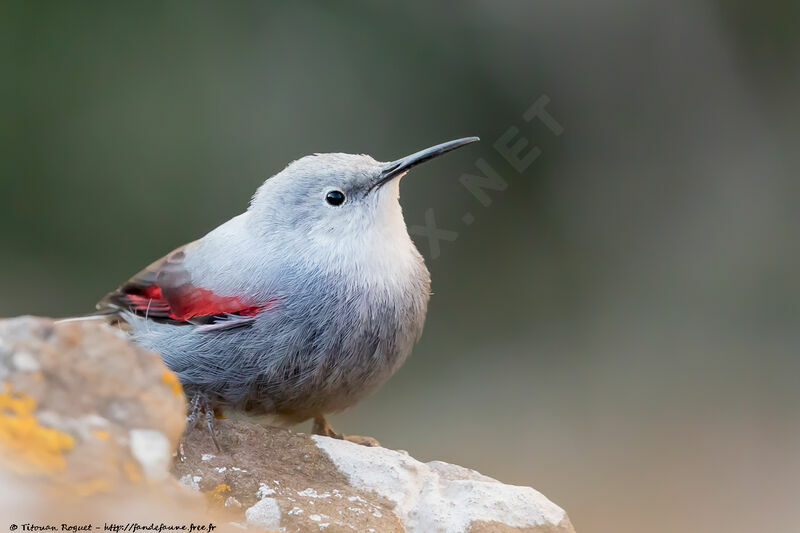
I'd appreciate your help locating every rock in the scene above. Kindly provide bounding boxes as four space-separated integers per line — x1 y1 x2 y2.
175 418 402 532
0 316 185 487
176 418 575 532
0 316 215 529
313 439 573 533
0 317 576 533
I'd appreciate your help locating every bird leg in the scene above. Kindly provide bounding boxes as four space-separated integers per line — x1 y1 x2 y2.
205 402 222 452
311 415 337 438
312 415 380 447
180 392 221 456
178 394 202 461
185 392 203 427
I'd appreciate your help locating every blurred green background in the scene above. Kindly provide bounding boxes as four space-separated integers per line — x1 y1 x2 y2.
2 1 799 532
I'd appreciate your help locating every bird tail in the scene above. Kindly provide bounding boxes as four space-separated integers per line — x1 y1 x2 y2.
55 309 118 325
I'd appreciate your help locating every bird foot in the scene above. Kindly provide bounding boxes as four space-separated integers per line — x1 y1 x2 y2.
311 415 380 447
179 392 221 459
341 435 381 447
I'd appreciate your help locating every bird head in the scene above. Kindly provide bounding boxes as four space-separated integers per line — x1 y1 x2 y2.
249 137 479 249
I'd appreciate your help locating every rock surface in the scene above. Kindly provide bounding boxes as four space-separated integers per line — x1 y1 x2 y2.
0 317 575 533
0 316 185 487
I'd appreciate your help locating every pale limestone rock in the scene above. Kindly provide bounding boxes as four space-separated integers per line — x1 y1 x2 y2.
0 317 575 533
129 429 172 480
244 497 282 529
314 436 573 533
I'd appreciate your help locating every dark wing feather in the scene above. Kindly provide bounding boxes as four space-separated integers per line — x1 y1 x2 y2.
97 243 272 325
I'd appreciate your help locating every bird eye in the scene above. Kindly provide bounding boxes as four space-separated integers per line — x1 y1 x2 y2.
326 190 346 206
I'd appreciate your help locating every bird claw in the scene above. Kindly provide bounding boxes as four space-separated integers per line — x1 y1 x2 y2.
311 415 380 447
180 392 221 454
205 403 221 452
342 435 380 447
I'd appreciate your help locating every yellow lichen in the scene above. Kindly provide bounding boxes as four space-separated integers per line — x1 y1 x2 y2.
212 483 230 494
0 383 75 475
208 483 231 505
123 461 142 483
161 371 183 397
92 430 110 440
72 478 111 497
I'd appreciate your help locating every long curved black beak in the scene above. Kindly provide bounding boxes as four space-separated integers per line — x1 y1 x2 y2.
374 136 480 189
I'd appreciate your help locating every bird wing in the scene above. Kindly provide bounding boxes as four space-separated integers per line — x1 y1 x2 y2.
97 243 274 325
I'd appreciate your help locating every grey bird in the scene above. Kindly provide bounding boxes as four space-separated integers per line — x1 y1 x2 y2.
94 137 479 447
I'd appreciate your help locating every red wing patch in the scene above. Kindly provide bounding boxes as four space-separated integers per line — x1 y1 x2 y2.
97 243 275 324
119 284 275 321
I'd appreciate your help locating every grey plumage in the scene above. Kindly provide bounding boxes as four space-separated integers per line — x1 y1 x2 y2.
98 138 478 429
